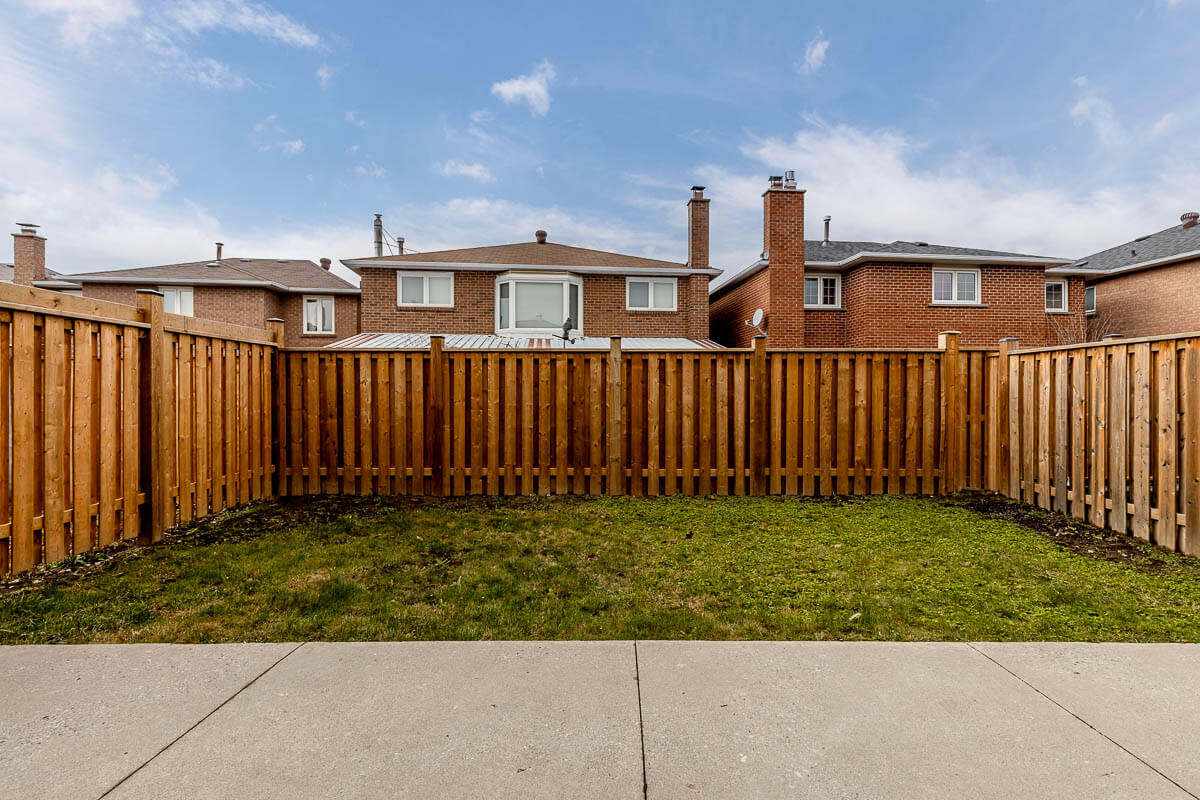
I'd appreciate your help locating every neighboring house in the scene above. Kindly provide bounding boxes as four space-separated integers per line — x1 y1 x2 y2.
6 223 82 293
66 244 361 347
1047 211 1200 340
339 187 720 348
709 174 1082 349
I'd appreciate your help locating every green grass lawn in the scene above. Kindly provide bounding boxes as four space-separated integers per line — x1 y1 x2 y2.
3 493 1200 643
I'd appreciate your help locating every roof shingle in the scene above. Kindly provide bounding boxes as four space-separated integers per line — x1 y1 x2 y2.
1054 220 1200 274
347 241 686 271
65 258 358 293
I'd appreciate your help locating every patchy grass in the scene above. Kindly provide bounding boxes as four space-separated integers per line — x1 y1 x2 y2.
2 493 1200 643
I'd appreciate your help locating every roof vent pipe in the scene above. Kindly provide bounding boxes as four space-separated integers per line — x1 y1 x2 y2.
1183 211 1199 229
373 213 383 257
396 236 405 255
535 229 547 244
823 215 831 245
215 242 223 262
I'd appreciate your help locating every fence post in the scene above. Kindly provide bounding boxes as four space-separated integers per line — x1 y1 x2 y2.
428 336 446 496
748 336 768 496
607 336 624 495
938 330 963 493
135 290 167 543
990 337 1018 494
266 318 285 499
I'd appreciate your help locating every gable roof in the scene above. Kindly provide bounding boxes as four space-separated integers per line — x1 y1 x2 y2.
343 241 711 276
1048 218 1200 277
711 239 1071 296
64 257 359 294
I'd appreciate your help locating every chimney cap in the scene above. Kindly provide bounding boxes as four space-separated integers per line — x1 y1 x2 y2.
15 222 39 234
319 257 332 270
1182 211 1199 229
535 229 548 243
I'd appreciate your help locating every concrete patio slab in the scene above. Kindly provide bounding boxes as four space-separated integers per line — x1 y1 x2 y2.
635 641 1190 800
973 642 1200 796
104 641 643 800
0 643 296 800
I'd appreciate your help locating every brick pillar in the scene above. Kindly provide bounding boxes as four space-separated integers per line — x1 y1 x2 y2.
12 224 46 285
686 186 712 340
763 181 805 347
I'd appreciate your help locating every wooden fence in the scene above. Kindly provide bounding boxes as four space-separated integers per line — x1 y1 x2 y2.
0 284 278 575
987 334 1200 555
277 334 992 498
3 277 1197 575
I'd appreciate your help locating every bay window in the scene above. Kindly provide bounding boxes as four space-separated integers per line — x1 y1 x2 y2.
931 268 980 305
396 271 454 307
303 295 335 334
495 274 582 335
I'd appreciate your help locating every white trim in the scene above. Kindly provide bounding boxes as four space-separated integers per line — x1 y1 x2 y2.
1047 248 1200 277
302 294 336 335
344 259 717 277
495 273 583 337
625 277 678 311
1085 285 1096 315
396 271 454 308
1044 279 1068 313
69 276 359 294
930 268 981 305
159 285 194 316
803 273 841 309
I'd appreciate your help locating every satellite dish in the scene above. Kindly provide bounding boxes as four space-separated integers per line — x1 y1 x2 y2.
751 308 764 328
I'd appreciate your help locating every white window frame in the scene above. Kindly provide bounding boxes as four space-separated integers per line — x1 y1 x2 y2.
930 268 981 306
494 273 583 337
1045 279 1068 313
1085 285 1096 315
302 295 336 335
804 273 842 309
159 286 194 317
396 271 454 308
625 277 677 312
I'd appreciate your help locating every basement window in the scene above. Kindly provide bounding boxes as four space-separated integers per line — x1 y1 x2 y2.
303 295 335 335
160 286 194 316
804 274 841 308
496 273 582 336
1085 286 1096 315
1045 280 1068 313
626 278 677 311
397 271 454 307
931 269 980 305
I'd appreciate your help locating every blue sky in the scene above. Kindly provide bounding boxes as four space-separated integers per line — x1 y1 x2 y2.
2 0 1198 285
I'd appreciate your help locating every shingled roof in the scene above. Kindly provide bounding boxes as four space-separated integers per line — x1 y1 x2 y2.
66 257 358 293
1048 216 1200 276
0 263 81 290
343 241 694 273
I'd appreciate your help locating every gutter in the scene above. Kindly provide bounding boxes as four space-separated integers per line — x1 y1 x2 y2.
341 259 719 278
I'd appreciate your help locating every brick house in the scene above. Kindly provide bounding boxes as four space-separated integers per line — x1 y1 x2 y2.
338 188 720 348
709 174 1082 349
66 244 360 347
6 223 83 293
1048 211 1200 340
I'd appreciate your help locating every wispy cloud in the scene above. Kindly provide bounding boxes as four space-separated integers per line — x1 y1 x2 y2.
315 64 334 88
280 138 304 157
355 162 386 178
17 0 141 46
438 160 495 183
157 0 323 49
345 110 365 128
1069 76 1124 147
191 56 247 89
491 59 556 116
796 28 830 75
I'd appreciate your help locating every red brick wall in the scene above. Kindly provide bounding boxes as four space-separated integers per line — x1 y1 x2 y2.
1087 258 1200 339
11 233 46 285
358 267 708 338
709 268 770 348
80 283 361 346
763 188 805 347
804 309 848 348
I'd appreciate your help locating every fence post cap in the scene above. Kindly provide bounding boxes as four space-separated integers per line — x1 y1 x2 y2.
609 335 622 340
1103 333 1124 339
938 330 962 336
999 337 1020 343
134 288 164 297
266 317 284 323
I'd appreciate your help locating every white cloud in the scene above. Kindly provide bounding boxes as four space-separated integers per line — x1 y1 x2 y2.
280 138 304 157
157 0 322 48
315 64 334 88
490 59 556 116
191 56 247 89
253 113 277 134
438 160 495 183
345 110 365 128
346 144 359 154
1150 111 1175 135
797 29 830 75
355 162 386 178
15 0 141 46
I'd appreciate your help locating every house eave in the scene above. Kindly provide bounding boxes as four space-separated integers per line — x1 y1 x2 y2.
67 275 360 294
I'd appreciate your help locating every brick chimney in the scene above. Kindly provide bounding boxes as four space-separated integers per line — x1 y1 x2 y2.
12 223 46 286
687 186 709 270
763 172 805 347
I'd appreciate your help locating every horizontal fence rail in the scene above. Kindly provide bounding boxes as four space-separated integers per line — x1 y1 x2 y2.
2 274 1197 576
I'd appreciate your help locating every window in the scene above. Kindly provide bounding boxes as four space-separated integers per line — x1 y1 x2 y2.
1045 280 1068 313
1085 285 1096 315
495 274 582 335
303 295 335 334
160 286 194 316
931 269 980 305
804 274 841 308
626 278 677 311
396 271 454 307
